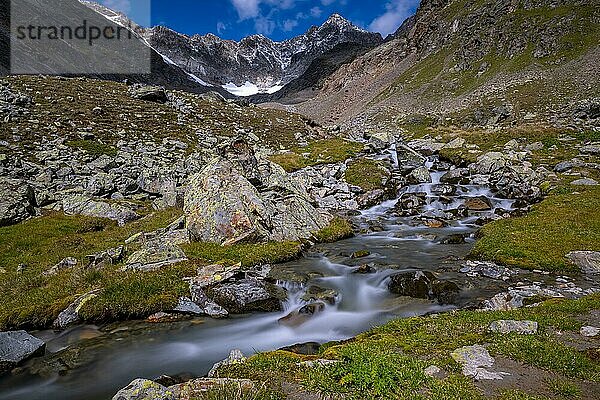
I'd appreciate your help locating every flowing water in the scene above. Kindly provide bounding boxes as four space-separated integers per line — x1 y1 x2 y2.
0 158 522 400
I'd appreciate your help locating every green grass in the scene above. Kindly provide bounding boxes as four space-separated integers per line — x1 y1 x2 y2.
312 217 354 243
494 335 599 381
189 382 284 400
545 378 581 399
344 158 390 191
270 138 363 172
471 186 600 272
182 242 303 268
66 139 118 157
213 295 600 399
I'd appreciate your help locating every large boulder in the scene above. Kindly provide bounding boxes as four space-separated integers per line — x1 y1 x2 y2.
53 289 102 330
206 279 286 314
0 177 36 227
0 331 46 373
128 85 168 103
566 251 600 275
184 143 331 244
388 271 460 304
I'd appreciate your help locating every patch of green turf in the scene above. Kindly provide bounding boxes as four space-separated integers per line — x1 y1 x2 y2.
182 242 303 268
494 335 599 381
312 217 354 243
344 158 390 191
270 138 363 172
545 378 581 399
471 186 600 272
66 139 117 157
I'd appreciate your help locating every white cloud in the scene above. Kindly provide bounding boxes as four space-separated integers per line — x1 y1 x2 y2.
310 6 322 18
217 22 227 35
100 0 132 14
282 18 299 31
368 0 414 37
231 0 261 20
255 16 276 35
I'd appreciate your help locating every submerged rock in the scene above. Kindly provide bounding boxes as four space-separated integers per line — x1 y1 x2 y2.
301 285 338 305
388 271 460 304
279 302 326 327
0 331 46 373
207 279 285 314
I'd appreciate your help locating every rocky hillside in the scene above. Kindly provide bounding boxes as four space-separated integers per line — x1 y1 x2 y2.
293 0 600 131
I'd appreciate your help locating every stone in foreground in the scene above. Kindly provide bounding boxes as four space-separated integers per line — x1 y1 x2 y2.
112 378 175 400
566 251 600 275
0 331 45 373
489 320 538 335
580 326 599 337
451 345 509 381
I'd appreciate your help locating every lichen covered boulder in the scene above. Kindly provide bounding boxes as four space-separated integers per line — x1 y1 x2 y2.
184 142 331 244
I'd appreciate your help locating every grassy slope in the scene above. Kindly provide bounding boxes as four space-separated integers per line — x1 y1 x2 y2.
269 138 363 172
0 211 353 330
216 295 600 399
472 186 600 272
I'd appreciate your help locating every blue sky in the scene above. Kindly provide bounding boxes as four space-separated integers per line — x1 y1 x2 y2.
99 0 419 41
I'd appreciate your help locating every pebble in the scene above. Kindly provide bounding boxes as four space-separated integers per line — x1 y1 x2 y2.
580 326 599 337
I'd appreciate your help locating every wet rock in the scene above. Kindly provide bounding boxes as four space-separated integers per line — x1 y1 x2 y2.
112 378 175 400
580 326 599 337
208 349 246 378
189 285 229 318
53 289 102 330
280 342 321 355
354 264 376 274
207 279 285 314
128 85 168 103
394 192 426 216
62 195 139 226
489 320 538 335
0 331 45 373
431 184 456 196
146 312 186 323
356 189 390 209
396 143 426 167
440 169 469 185
173 297 204 315
431 281 461 305
124 241 187 272
0 177 36 227
451 345 509 380
301 286 338 305
407 166 432 184
459 261 516 281
44 257 78 276
464 196 492 211
351 250 371 259
408 139 444 156
388 271 433 298
423 218 447 228
279 302 326 327
566 251 600 275
440 234 467 244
